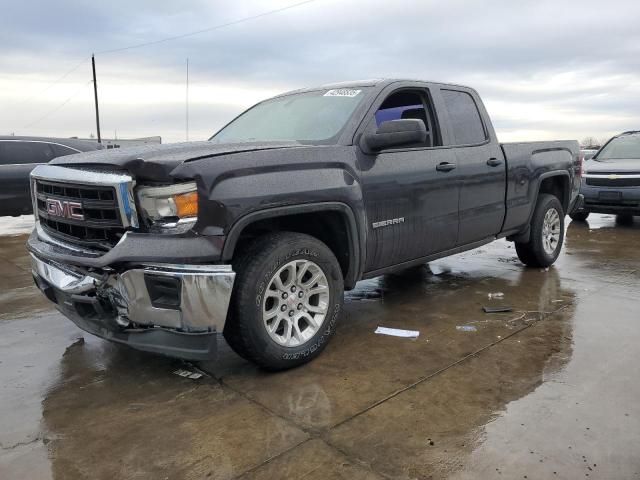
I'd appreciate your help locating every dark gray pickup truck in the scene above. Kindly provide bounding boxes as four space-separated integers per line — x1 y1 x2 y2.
27 79 582 369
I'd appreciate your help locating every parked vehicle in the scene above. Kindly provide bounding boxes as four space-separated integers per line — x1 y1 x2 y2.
571 131 640 222
27 79 582 369
580 148 599 160
0 136 101 216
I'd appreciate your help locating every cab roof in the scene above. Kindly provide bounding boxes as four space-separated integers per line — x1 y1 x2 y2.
275 78 474 98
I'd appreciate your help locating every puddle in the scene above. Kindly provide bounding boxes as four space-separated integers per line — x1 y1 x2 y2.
0 216 35 236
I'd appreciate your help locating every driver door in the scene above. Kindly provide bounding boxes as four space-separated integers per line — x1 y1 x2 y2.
356 86 461 273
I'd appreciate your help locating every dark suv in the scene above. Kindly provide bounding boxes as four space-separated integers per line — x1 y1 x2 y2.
0 136 101 216
571 131 640 222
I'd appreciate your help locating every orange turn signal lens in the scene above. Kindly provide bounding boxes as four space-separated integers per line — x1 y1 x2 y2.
174 191 198 218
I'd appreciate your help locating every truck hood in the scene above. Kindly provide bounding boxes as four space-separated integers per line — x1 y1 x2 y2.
585 158 640 174
50 140 304 181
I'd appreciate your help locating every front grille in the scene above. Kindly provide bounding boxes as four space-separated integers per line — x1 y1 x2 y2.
35 179 127 250
586 176 640 187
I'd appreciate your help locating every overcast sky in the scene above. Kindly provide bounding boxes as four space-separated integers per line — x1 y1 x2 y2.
1 0 639 144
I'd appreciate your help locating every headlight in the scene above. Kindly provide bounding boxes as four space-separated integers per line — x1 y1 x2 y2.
137 182 198 226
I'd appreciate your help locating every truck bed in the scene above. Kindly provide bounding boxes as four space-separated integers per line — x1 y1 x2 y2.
500 140 580 233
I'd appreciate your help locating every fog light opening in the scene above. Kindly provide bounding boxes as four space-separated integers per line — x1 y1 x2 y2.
144 274 182 310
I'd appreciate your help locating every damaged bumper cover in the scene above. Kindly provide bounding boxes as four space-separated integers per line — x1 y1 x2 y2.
29 233 235 360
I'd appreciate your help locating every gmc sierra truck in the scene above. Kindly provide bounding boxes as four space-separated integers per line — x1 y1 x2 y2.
27 79 583 370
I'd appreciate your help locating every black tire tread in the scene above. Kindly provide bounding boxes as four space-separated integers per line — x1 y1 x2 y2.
222 236 265 361
224 234 286 364
569 211 589 222
514 241 536 266
224 232 343 370
515 193 565 268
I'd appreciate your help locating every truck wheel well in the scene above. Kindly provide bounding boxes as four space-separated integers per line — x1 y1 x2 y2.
229 211 353 284
539 175 569 213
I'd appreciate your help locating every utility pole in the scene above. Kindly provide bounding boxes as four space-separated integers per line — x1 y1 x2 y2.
186 58 189 141
91 54 102 144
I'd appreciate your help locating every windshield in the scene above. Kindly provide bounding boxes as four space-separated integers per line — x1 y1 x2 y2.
210 88 371 144
596 135 640 160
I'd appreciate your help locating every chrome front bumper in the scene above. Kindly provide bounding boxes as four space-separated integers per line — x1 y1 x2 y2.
31 253 235 359
118 264 235 331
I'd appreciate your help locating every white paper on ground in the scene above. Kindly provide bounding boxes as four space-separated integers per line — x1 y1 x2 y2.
375 326 420 338
173 369 203 380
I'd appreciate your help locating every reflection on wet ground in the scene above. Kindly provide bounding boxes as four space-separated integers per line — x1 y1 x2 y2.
1 214 639 479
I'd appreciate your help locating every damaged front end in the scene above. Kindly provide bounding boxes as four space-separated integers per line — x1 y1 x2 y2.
27 163 235 360
30 252 234 360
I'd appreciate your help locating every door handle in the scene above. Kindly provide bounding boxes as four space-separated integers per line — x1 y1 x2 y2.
436 162 456 172
487 157 503 167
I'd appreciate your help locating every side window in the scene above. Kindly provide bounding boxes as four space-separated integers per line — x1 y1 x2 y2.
374 89 439 147
0 141 57 165
441 90 487 145
51 144 79 157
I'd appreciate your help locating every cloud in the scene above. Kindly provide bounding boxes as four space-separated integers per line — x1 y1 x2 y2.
1 0 639 143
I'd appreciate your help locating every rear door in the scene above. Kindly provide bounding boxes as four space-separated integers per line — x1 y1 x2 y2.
356 84 461 272
0 141 59 216
439 88 506 245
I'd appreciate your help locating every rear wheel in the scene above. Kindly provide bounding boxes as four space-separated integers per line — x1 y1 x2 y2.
569 211 589 222
515 194 565 268
616 214 634 225
224 232 344 370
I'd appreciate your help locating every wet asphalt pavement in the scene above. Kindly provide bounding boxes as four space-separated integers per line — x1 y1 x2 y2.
1 215 639 479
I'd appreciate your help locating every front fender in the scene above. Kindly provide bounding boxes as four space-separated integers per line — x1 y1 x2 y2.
171 147 366 285
209 166 363 233
221 202 364 288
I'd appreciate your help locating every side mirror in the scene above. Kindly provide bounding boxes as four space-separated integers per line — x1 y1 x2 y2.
363 119 427 152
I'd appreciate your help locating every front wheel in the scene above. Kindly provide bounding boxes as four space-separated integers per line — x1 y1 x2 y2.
515 194 565 268
224 232 344 370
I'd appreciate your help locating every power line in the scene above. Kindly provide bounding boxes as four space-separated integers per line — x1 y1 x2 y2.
11 56 90 108
22 80 92 129
95 0 318 55
19 0 319 131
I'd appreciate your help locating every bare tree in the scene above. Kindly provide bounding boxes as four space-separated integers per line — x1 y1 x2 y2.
581 136 600 149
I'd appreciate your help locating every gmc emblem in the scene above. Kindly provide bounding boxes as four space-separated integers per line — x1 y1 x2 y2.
46 198 84 221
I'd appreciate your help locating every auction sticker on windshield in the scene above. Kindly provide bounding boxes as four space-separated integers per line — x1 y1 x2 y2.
324 89 361 97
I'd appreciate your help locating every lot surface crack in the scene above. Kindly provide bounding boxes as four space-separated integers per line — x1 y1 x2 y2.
0 436 43 451
220 303 571 479
329 304 570 431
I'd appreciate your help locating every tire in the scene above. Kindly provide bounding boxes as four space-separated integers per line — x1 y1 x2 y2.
569 211 589 222
616 214 634 225
224 232 344 370
515 194 565 268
